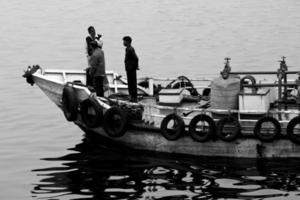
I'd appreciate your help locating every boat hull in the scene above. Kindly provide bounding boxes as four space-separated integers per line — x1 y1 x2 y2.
75 121 300 158
34 75 64 107
29 69 300 158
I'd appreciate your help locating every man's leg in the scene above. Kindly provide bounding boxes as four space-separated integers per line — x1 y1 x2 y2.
86 68 93 86
93 76 104 97
126 70 133 98
126 70 137 102
131 70 137 101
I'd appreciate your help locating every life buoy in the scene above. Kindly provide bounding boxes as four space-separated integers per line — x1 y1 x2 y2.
103 106 128 137
80 97 103 128
62 85 78 121
188 114 215 142
287 116 300 144
254 116 280 142
216 116 241 142
160 113 185 141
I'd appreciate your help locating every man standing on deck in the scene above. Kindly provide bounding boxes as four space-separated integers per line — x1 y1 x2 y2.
123 36 139 102
85 26 103 86
89 41 106 97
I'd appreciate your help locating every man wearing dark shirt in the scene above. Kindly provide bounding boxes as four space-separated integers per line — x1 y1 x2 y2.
89 41 106 97
123 36 139 102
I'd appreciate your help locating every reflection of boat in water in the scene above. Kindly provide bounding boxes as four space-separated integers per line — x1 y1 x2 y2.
31 133 216 199
31 132 300 199
24 57 300 158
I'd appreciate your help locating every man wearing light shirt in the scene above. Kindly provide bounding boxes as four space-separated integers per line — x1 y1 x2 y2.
89 41 106 97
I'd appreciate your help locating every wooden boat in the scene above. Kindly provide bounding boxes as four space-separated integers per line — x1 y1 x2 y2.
23 57 300 158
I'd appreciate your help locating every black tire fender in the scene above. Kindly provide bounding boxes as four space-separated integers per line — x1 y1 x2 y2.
188 114 215 142
160 113 185 141
80 97 103 128
254 116 280 142
62 85 78 121
216 116 241 142
103 106 128 137
287 116 300 144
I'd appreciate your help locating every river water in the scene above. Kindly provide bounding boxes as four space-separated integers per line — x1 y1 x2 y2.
1 0 300 199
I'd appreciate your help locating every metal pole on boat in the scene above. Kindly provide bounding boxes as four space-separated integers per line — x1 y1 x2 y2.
148 78 154 96
296 74 300 105
281 57 288 110
242 83 296 87
224 57 232 72
277 56 288 119
278 69 282 120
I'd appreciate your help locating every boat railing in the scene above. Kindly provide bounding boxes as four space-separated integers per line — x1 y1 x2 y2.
107 97 300 123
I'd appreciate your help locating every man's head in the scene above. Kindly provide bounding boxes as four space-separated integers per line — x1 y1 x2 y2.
123 36 132 47
88 26 96 38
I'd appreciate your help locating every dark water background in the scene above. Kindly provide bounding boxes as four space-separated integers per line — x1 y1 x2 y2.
1 0 300 199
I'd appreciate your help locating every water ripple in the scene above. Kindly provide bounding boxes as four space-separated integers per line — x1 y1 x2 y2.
29 133 300 200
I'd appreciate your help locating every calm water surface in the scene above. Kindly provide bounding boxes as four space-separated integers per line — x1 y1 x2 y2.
1 0 300 199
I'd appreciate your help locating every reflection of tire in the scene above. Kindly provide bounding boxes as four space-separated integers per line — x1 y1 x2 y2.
254 117 280 142
62 86 78 121
160 114 185 141
216 117 241 142
103 107 128 137
287 116 300 144
189 114 215 142
80 98 103 128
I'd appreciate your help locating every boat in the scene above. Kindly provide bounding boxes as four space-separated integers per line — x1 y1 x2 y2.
23 57 300 158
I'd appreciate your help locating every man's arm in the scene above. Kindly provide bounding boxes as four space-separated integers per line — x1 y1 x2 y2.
86 37 93 56
130 47 139 69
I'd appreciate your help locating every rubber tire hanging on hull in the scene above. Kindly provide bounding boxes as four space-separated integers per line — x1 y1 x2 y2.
62 85 78 121
80 97 103 128
103 106 128 137
216 116 241 142
188 114 216 142
160 113 185 141
287 116 300 144
254 116 280 142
